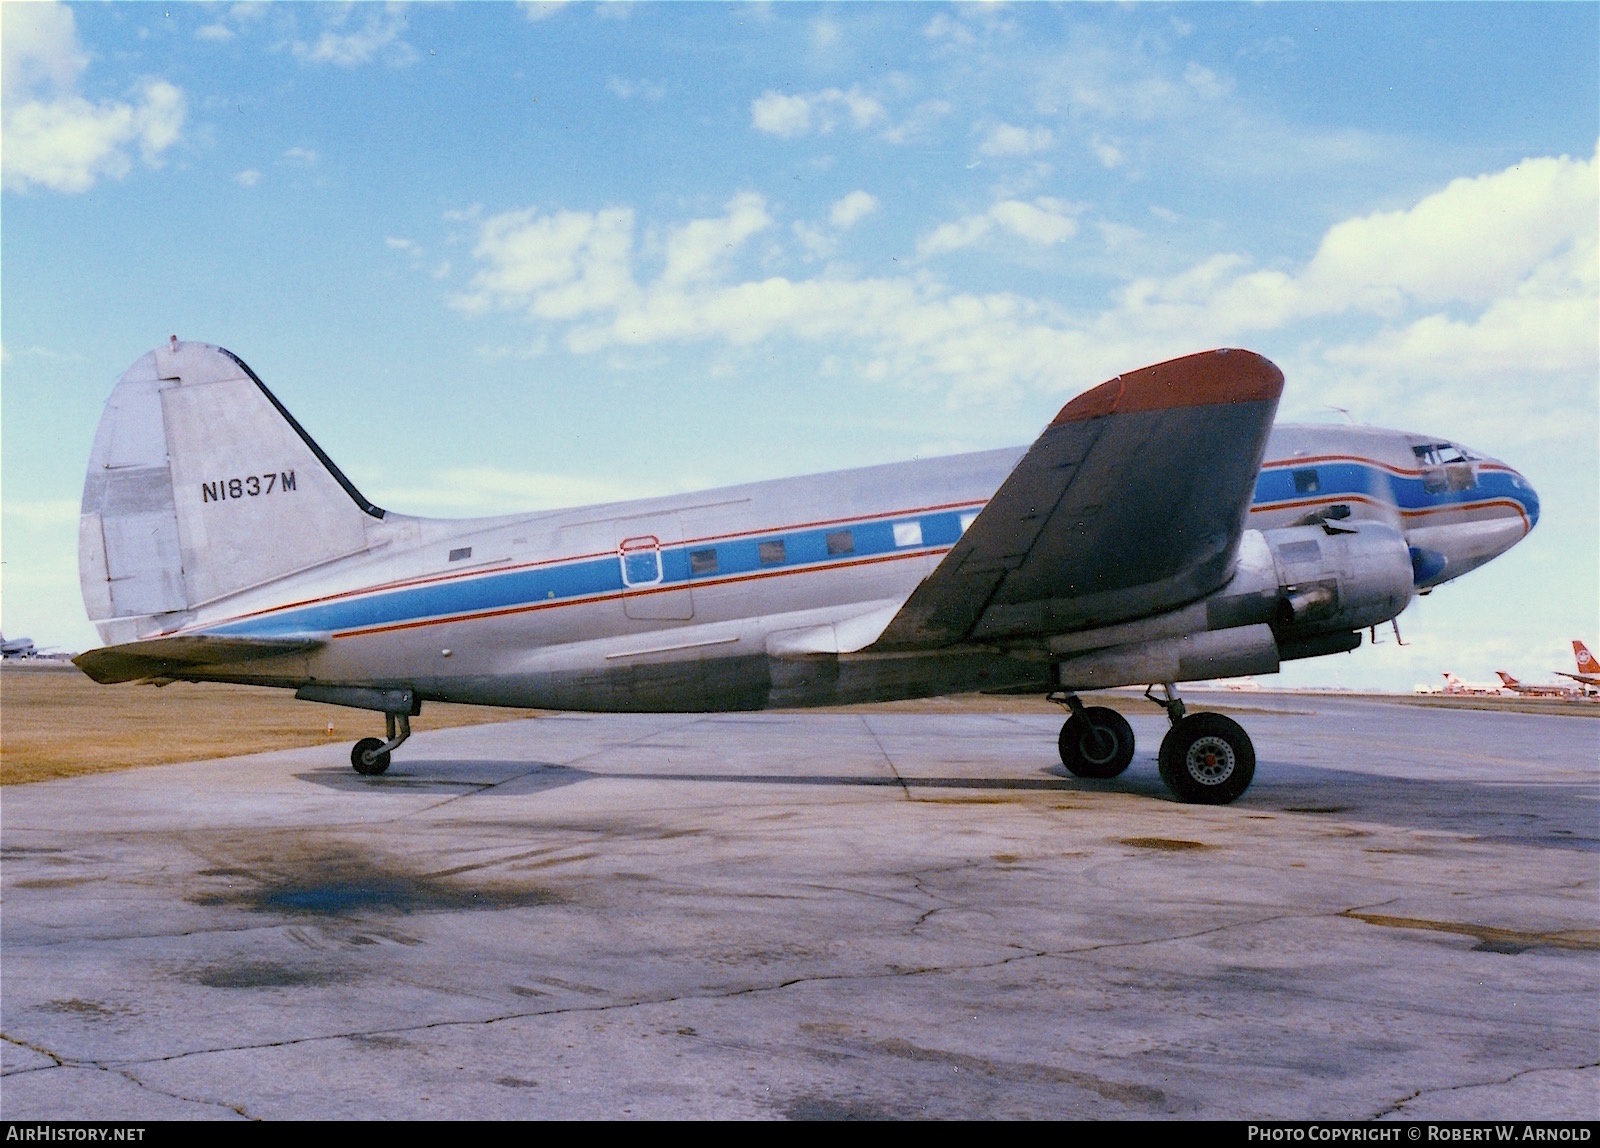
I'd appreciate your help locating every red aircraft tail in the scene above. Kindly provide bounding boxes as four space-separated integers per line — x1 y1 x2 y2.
1575 641 1599 675
1496 671 1519 687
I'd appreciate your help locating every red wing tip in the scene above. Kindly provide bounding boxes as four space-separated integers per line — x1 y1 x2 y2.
1052 348 1285 425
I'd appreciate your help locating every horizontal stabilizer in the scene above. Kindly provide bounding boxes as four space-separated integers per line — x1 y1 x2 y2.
73 632 327 684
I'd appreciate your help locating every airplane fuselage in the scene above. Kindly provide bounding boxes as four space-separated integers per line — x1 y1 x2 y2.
111 424 1536 713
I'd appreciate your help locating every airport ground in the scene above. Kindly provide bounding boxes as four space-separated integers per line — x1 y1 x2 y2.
1 667 1596 1119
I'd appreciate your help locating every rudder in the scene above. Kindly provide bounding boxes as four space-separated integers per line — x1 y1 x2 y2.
80 340 384 643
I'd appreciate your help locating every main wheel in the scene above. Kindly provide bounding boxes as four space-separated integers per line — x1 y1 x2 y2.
351 737 391 776
1058 706 1136 779
1157 713 1254 804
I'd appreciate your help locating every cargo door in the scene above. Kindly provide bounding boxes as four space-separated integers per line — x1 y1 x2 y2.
616 515 693 621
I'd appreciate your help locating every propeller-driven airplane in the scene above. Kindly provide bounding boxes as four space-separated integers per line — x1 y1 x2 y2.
73 341 1539 803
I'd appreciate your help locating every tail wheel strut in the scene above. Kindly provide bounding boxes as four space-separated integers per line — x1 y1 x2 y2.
351 712 410 776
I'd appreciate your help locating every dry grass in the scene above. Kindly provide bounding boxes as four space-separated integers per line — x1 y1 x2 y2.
0 664 548 786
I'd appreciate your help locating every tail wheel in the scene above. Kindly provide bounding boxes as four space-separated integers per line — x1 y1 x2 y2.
1058 706 1135 779
1158 713 1255 804
351 737 391 776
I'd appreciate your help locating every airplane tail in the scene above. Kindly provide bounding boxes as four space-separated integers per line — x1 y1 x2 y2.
1575 641 1599 675
1495 671 1518 687
79 340 386 644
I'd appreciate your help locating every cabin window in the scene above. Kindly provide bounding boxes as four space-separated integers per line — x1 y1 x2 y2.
758 540 786 566
959 512 978 534
1292 469 1320 495
893 521 923 547
690 548 719 576
449 547 473 562
826 530 855 555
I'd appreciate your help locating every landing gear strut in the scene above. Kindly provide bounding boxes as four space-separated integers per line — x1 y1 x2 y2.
1049 692 1135 778
1146 683 1256 804
351 711 411 776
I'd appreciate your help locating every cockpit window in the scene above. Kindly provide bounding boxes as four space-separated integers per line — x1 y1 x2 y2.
1412 442 1480 466
1292 468 1320 494
1413 442 1478 494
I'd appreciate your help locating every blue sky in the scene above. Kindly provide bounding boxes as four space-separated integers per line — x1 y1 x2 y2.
3 1 1596 691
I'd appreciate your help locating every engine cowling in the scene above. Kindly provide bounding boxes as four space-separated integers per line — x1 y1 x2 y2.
1264 521 1416 640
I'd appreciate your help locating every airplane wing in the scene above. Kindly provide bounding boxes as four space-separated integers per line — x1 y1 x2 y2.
73 633 328 684
870 348 1284 650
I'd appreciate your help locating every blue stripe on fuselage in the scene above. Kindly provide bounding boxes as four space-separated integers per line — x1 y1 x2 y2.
1254 461 1537 522
211 507 976 638
208 457 1537 641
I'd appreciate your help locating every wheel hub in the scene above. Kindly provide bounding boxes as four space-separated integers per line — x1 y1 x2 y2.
1184 735 1236 785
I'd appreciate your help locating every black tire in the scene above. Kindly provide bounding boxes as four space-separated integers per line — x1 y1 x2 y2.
1058 706 1136 779
1157 713 1254 804
351 737 391 776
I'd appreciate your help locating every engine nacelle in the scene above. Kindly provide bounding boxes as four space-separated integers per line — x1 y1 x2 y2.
1047 523 1415 689
1264 521 1416 639
1053 623 1279 691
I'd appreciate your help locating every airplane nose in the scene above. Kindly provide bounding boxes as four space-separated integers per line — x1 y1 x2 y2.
1512 470 1540 530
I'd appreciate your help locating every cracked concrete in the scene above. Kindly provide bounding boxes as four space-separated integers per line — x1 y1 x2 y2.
2 692 1596 1118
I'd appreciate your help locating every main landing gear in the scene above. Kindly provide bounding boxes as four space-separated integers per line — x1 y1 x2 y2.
1050 683 1256 804
351 711 412 776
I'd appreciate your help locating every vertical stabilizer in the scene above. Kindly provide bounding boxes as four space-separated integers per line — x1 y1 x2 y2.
1575 641 1599 675
80 341 383 643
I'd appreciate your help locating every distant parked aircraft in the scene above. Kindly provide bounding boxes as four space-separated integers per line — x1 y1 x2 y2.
1 633 37 659
72 340 1538 804
1494 671 1580 698
1442 672 1503 696
1556 640 1600 691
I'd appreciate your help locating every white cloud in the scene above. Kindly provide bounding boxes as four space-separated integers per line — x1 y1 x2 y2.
1183 62 1232 99
283 146 318 165
918 215 995 258
792 221 834 260
750 87 887 138
978 123 1055 158
878 99 952 146
234 169 262 187
293 5 417 67
386 236 419 252
1107 144 1600 346
750 92 812 138
1299 150 1598 311
1092 136 1125 169
660 193 771 286
450 148 1597 422
918 198 1079 256
606 77 666 101
195 23 234 43
1 2 187 194
922 13 976 48
829 191 879 229
452 205 639 321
